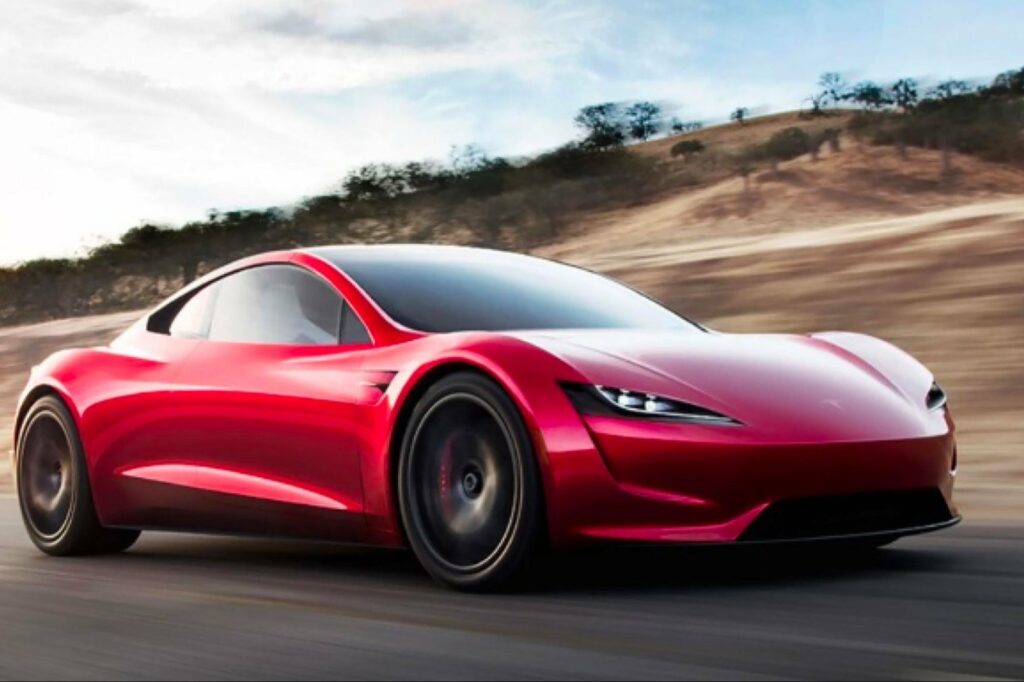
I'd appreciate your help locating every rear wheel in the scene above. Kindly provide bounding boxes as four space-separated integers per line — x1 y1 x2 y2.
398 372 543 591
17 396 139 556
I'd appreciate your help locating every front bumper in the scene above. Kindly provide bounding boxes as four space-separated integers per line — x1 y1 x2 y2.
737 488 958 543
543 414 958 547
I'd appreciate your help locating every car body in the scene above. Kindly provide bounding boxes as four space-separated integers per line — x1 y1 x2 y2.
12 245 959 589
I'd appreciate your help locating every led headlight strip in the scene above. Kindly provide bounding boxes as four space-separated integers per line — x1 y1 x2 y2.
927 382 947 411
562 383 740 425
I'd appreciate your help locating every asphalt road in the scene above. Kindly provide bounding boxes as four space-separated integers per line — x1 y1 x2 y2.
0 496 1022 681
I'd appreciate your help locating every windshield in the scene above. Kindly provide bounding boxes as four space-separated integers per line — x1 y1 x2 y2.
312 246 698 334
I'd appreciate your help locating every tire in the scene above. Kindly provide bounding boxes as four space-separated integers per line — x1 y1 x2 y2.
16 396 140 556
398 372 544 591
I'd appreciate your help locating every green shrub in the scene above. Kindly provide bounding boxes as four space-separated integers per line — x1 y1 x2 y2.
762 127 812 167
670 139 707 159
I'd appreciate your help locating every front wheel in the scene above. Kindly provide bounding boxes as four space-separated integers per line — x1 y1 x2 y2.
16 396 140 556
398 372 544 591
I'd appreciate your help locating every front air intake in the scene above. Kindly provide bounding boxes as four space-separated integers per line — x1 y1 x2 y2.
740 488 954 542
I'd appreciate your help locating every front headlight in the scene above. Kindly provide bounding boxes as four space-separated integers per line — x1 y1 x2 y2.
562 383 741 425
927 382 947 411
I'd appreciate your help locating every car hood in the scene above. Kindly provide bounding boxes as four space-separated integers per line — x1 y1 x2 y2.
512 329 945 442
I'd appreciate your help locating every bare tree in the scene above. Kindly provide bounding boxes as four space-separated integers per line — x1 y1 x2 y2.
818 72 850 108
805 92 828 117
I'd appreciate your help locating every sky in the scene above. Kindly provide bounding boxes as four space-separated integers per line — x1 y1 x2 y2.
0 0 1021 265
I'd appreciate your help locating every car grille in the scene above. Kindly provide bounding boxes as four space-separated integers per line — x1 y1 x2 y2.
740 488 954 542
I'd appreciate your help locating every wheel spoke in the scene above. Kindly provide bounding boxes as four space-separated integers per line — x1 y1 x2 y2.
409 393 519 572
19 414 74 539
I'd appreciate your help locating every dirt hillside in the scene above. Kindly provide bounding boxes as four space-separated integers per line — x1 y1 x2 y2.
637 111 852 158
545 141 1024 261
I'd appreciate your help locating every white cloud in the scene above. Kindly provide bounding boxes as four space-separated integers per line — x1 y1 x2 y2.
18 0 579 93
0 0 601 264
3 0 1018 265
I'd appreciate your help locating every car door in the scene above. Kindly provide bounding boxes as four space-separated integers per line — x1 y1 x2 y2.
85 317 204 527
131 262 377 540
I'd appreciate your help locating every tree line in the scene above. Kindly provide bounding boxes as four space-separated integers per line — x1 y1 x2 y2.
572 101 703 149
673 65 1024 190
808 69 1024 114
812 67 1024 169
1 64 1021 327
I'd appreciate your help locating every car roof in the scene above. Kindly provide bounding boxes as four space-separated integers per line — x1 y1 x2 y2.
305 244 544 268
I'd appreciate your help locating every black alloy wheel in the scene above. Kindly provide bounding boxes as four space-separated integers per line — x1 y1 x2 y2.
398 372 543 591
17 396 140 556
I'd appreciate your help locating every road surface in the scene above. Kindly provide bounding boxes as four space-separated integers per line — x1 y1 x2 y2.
0 496 1021 680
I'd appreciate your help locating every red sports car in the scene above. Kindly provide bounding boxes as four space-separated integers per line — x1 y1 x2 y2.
13 246 959 589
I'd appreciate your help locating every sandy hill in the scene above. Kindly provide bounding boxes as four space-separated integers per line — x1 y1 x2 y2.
2 126 1023 519
635 110 853 158
544 140 1024 264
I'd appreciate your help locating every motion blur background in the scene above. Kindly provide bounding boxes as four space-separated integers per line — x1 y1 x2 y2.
0 0 1022 679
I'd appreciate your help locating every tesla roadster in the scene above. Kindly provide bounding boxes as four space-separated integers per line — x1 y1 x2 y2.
13 245 959 589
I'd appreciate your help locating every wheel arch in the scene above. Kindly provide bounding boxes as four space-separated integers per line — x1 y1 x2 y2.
385 358 549 545
14 383 76 455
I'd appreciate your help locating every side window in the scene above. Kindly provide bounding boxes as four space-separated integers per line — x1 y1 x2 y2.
168 286 215 339
341 304 372 345
206 265 344 346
